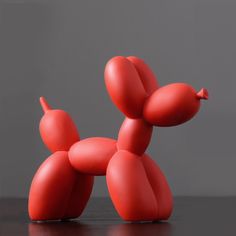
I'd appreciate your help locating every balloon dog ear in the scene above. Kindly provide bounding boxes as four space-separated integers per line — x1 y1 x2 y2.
104 56 147 118
127 56 159 95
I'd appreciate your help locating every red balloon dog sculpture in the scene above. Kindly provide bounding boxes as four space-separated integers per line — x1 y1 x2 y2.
28 56 208 222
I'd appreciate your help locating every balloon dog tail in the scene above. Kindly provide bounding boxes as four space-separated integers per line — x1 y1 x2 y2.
39 96 80 153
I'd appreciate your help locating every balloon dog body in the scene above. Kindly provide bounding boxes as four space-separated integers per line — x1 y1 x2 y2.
28 56 208 222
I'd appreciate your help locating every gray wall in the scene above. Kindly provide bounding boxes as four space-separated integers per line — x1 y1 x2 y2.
0 0 235 197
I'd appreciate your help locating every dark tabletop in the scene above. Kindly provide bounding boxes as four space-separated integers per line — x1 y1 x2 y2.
0 197 235 236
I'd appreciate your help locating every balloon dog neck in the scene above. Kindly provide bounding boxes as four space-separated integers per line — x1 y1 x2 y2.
117 117 153 156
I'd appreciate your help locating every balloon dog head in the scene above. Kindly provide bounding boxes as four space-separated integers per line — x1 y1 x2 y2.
105 56 208 127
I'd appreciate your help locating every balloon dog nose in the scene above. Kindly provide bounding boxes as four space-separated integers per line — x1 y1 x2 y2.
197 88 209 100
143 83 209 127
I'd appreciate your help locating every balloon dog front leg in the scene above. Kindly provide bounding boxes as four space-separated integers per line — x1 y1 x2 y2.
106 118 173 221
